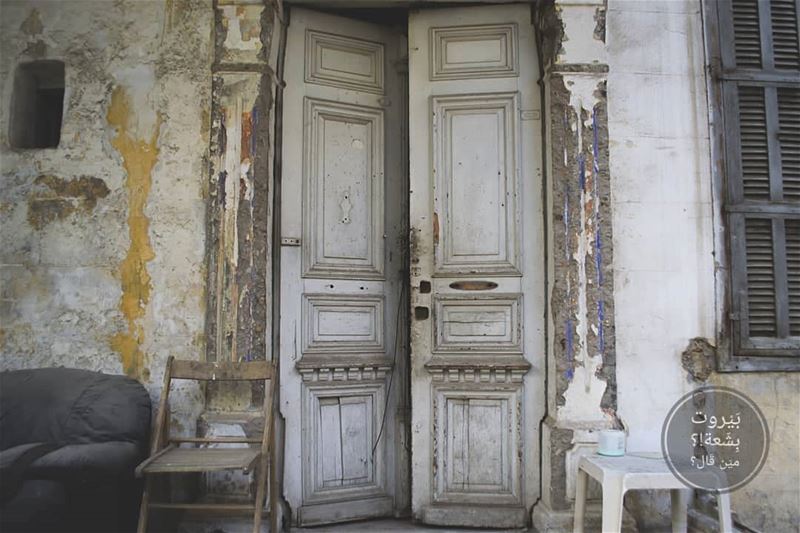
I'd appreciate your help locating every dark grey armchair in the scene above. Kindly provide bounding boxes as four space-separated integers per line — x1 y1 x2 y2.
0 367 151 533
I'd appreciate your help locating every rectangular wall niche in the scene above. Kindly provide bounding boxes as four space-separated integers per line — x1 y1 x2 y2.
9 60 65 149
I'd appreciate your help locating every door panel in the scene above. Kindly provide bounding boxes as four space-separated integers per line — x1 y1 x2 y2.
304 98 384 278
409 5 544 528
433 93 520 275
280 7 405 526
434 293 522 352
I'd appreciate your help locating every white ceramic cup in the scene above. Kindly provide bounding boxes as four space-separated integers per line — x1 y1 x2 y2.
598 429 626 456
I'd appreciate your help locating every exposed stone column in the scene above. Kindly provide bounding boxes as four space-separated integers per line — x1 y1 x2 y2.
199 0 282 518
206 0 277 369
532 1 619 530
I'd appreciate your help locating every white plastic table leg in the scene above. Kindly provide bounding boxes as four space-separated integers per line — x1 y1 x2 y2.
601 474 625 533
670 488 690 533
573 468 589 533
717 492 733 533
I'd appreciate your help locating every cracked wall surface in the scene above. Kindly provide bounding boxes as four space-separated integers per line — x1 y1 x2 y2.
0 0 213 433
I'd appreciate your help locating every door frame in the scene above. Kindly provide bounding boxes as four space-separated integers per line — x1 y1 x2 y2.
268 1 614 529
277 2 545 526
203 0 614 530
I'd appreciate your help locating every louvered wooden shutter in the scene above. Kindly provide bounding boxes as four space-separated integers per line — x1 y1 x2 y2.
717 0 800 359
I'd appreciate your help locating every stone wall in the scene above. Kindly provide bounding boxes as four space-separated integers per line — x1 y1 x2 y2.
533 1 618 529
0 0 213 433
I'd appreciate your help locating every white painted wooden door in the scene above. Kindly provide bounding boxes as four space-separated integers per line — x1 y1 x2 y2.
408 5 544 528
279 8 406 526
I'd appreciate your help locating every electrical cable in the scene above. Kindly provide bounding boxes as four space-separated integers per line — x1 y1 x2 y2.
372 277 407 457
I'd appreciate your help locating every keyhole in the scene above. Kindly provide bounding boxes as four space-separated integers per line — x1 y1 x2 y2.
340 192 352 224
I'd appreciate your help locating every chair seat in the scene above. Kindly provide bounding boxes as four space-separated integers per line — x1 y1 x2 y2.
140 447 261 474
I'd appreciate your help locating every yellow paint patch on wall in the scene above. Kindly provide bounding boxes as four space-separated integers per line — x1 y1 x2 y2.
107 86 161 382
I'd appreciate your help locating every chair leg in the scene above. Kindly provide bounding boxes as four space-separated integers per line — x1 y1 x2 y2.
573 468 588 533
253 455 269 533
137 477 152 533
717 492 733 533
269 447 279 533
670 489 690 533
601 475 625 533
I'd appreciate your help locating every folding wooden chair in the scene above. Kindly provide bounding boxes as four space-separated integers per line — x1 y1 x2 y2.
135 356 277 533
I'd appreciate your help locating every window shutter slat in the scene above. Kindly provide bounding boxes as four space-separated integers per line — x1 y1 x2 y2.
770 0 800 70
778 87 800 200
786 218 800 335
737 85 772 200
772 218 790 338
745 217 777 337
712 1 800 366
732 0 764 68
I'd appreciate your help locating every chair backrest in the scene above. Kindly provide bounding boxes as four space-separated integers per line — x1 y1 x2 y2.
169 359 273 381
150 357 275 452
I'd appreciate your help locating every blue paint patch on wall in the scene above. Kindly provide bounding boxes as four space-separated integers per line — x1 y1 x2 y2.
592 107 605 358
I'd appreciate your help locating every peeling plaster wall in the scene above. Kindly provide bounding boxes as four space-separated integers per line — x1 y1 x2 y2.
608 0 712 454
607 1 800 530
533 2 618 529
0 0 213 433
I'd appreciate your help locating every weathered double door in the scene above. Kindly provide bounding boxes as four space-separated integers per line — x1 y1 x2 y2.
280 4 543 528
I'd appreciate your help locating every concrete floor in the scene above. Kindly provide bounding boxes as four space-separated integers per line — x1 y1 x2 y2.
180 517 532 533
292 519 529 533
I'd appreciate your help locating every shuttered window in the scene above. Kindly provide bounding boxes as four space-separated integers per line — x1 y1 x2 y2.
710 0 800 370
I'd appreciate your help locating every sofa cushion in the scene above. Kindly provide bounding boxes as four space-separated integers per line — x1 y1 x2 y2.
28 441 142 480
0 444 50 470
0 443 57 502
0 368 151 449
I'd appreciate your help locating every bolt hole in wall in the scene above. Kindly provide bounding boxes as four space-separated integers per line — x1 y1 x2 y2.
9 60 65 149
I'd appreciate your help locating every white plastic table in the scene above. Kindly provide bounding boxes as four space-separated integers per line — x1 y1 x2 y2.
573 453 733 533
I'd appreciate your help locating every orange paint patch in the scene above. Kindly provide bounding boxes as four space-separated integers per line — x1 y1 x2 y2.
241 110 252 162
107 86 161 382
